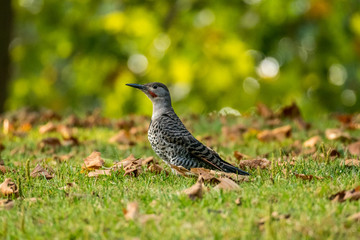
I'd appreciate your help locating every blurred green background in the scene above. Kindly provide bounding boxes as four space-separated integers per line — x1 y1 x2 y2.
2 0 360 119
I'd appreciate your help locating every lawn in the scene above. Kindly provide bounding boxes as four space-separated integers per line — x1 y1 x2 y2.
0 106 360 239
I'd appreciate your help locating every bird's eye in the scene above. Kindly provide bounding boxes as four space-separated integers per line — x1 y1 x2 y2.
153 86 158 89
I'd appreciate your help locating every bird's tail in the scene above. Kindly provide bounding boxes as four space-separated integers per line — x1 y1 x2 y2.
222 163 250 175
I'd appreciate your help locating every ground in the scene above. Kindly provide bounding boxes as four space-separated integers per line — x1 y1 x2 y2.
0 106 359 239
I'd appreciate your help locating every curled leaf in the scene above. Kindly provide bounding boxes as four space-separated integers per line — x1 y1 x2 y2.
82 151 104 170
257 125 292 142
329 186 360 202
0 178 19 197
30 164 54 179
182 176 204 200
214 178 240 191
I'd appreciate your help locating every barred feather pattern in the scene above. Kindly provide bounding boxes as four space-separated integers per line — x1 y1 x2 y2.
148 110 248 174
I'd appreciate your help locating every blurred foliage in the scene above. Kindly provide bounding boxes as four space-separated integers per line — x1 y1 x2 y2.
7 0 360 119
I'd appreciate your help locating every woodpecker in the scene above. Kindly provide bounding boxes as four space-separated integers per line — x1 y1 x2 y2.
126 82 249 175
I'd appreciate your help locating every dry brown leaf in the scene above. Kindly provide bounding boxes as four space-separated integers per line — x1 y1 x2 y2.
257 103 274 119
88 169 111 177
124 166 142 177
82 151 104 170
141 156 155 166
147 163 168 175
0 166 8 174
190 168 249 183
293 173 324 181
348 141 360 156
341 159 360 167
347 212 360 222
190 168 220 183
214 178 240 191
235 197 242 206
0 199 14 210
30 164 54 179
329 186 360 202
238 158 270 169
0 178 19 197
325 128 351 141
39 122 57 134
38 137 61 149
303 135 322 148
182 176 205 200
257 125 292 142
123 202 139 221
170 164 192 176
112 154 138 170
234 151 251 161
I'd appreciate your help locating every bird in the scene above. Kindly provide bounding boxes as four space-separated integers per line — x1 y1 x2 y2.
126 82 249 175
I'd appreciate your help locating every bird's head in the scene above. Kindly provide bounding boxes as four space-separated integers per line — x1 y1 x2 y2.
126 82 172 105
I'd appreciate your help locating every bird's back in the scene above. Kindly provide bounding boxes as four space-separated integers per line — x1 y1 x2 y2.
148 110 248 174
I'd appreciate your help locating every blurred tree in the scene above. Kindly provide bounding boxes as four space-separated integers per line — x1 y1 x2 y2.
0 0 12 113
5 0 360 119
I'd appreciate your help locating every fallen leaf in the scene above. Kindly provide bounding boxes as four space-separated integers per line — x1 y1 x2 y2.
30 164 54 179
0 199 14 210
170 164 192 176
341 159 360 167
88 169 111 177
123 202 139 221
123 166 142 177
293 173 324 181
112 154 138 170
0 178 19 197
238 158 270 169
38 137 61 149
234 151 251 161
235 197 242 206
190 168 249 183
39 122 57 134
278 102 301 119
325 129 351 141
0 165 8 174
62 136 80 147
147 163 168 175
57 125 73 139
303 135 322 148
257 103 274 119
190 168 220 183
329 186 360 202
347 212 360 222
257 125 292 142
182 176 204 200
214 178 240 191
82 151 104 170
141 156 155 166
348 141 360 156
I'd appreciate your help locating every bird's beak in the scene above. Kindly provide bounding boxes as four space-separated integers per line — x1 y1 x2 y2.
126 83 147 90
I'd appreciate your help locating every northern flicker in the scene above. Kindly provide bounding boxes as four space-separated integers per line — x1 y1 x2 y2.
126 82 249 175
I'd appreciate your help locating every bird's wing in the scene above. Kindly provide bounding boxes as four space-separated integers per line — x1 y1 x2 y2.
158 113 249 175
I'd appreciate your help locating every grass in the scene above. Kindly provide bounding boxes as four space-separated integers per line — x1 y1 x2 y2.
0 111 360 239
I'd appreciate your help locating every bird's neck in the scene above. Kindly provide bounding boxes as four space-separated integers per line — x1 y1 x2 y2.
151 100 173 121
